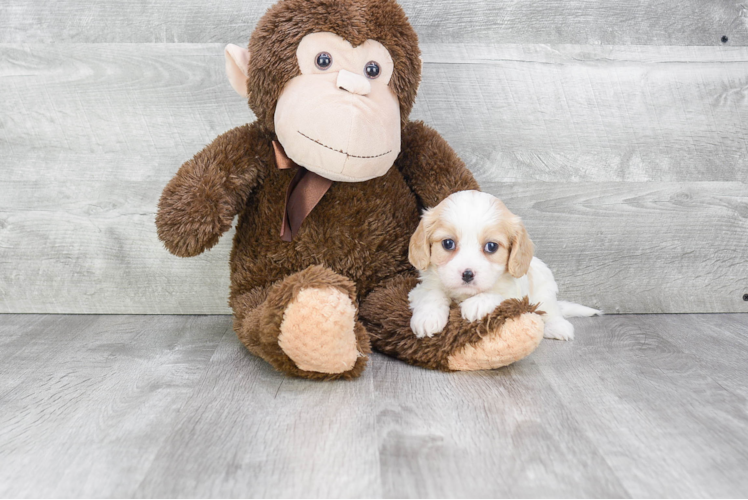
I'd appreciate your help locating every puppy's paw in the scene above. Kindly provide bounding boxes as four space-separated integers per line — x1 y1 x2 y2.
460 293 505 322
410 304 450 338
544 317 575 341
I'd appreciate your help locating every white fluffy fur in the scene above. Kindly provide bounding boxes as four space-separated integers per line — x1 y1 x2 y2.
409 191 601 340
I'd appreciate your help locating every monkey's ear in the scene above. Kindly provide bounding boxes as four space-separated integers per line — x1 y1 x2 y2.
225 44 251 98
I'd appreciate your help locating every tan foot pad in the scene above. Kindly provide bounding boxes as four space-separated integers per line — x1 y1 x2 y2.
360 275 544 371
447 314 544 371
279 287 359 374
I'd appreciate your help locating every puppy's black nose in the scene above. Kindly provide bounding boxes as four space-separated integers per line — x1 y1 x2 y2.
462 269 475 283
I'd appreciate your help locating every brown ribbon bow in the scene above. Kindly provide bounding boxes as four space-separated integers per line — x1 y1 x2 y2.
273 141 334 242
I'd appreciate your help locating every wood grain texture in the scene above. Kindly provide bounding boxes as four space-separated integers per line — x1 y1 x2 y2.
533 315 748 497
2 43 747 314
135 326 380 498
1 0 747 45
422 44 748 183
1 313 748 497
1 179 746 314
482 181 748 315
372 352 627 497
0 315 227 497
4 43 748 183
625 314 748 397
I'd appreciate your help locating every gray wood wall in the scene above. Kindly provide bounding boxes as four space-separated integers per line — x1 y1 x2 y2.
1 1 747 314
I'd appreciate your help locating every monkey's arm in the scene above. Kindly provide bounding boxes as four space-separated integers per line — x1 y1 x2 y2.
156 123 268 257
396 121 480 208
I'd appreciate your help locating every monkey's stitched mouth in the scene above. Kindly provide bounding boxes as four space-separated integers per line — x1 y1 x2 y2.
298 131 392 159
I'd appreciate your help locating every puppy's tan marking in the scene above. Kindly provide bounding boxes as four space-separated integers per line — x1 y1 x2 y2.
429 221 460 267
408 206 439 270
409 204 461 270
507 218 534 278
478 221 511 266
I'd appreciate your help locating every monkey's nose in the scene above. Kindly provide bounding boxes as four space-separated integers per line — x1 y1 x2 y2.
337 69 372 96
462 269 475 283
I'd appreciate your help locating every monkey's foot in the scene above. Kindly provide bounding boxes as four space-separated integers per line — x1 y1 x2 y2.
360 275 544 371
279 287 359 374
446 313 544 371
233 265 370 381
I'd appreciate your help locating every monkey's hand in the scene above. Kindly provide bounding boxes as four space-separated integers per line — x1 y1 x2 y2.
156 161 236 257
156 125 263 257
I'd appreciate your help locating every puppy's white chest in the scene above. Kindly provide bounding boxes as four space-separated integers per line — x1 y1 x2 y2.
491 274 530 300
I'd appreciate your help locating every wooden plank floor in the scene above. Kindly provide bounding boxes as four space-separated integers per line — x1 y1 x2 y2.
1 314 747 497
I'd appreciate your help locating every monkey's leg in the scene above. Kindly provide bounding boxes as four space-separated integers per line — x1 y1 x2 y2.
359 275 544 371
232 265 371 380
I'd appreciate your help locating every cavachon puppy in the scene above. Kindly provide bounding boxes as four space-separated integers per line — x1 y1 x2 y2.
408 191 601 340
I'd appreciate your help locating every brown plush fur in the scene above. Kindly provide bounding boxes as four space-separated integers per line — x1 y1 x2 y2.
360 275 542 371
156 125 264 257
156 0 541 380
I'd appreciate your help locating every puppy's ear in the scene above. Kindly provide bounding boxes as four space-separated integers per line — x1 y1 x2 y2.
409 211 434 271
508 217 534 278
225 44 251 98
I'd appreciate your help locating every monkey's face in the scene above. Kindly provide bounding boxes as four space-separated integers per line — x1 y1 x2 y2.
273 33 401 182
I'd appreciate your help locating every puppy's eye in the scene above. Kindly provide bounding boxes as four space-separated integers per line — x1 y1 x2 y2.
365 61 381 79
484 242 499 254
315 52 333 70
442 239 456 251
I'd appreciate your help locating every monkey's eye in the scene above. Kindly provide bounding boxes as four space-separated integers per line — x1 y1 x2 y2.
365 61 381 79
484 242 499 254
315 52 333 70
442 239 456 251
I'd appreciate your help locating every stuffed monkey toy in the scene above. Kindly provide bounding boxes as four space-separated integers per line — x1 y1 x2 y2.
156 0 544 380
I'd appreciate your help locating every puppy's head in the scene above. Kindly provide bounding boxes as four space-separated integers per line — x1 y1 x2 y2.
409 190 534 296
